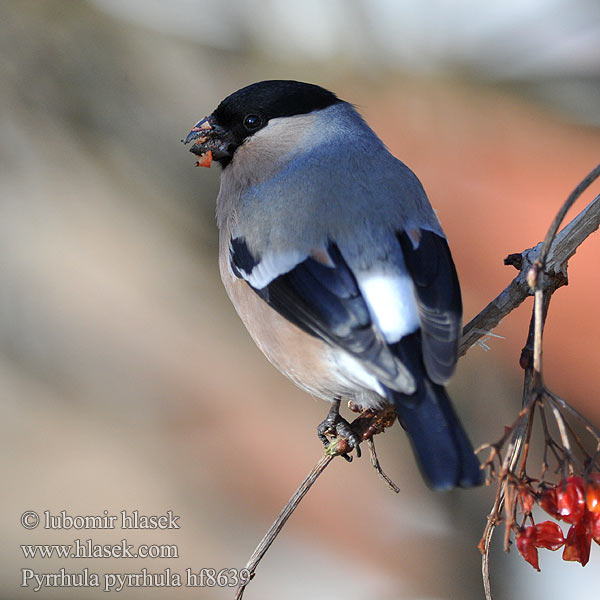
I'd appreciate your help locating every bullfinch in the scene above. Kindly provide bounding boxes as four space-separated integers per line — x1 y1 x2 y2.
184 80 481 490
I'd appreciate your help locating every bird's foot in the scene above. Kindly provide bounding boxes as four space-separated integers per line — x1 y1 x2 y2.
317 398 361 461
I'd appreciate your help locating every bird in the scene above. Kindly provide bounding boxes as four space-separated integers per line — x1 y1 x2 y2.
184 80 481 490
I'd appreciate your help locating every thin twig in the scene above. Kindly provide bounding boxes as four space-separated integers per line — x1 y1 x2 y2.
517 401 536 479
549 400 572 459
482 513 497 600
367 438 400 493
532 288 544 376
539 403 565 470
553 404 593 459
234 454 334 600
538 164 600 269
233 406 397 599
545 389 600 440
459 193 600 357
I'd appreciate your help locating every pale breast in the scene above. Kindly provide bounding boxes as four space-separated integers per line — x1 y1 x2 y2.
218 249 387 410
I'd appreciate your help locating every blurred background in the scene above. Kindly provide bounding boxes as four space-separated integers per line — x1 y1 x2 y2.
2 1 600 598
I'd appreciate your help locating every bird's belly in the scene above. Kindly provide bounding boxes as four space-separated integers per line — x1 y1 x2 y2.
221 263 386 410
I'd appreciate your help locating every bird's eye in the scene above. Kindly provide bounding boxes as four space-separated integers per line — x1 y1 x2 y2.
243 114 262 131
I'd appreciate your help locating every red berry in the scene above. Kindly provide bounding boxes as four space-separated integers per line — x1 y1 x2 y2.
533 520 565 551
518 485 535 514
539 486 561 520
583 509 600 544
516 526 540 571
562 523 592 566
585 475 600 513
556 476 586 524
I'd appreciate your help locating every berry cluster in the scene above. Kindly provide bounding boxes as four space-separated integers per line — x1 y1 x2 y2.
516 475 600 570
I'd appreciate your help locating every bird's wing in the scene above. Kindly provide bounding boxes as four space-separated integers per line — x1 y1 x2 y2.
396 229 462 384
229 226 461 390
229 236 415 393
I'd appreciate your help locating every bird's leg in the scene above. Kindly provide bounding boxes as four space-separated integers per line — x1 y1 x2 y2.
317 397 361 459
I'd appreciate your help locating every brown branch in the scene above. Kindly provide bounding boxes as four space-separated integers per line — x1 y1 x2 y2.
367 438 401 493
478 164 600 598
233 406 396 599
234 454 334 600
459 192 600 357
538 164 600 269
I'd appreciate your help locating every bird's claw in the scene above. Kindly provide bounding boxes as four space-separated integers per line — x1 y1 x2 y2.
317 399 361 459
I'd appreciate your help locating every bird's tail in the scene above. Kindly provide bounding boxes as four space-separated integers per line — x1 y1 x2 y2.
390 380 482 490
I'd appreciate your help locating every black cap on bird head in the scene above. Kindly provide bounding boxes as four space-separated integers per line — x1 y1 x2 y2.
183 80 342 168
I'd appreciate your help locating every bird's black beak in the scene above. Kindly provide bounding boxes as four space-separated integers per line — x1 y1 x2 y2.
184 116 213 145
182 115 232 168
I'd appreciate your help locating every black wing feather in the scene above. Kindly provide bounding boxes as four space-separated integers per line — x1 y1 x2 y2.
397 230 462 384
230 238 410 389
